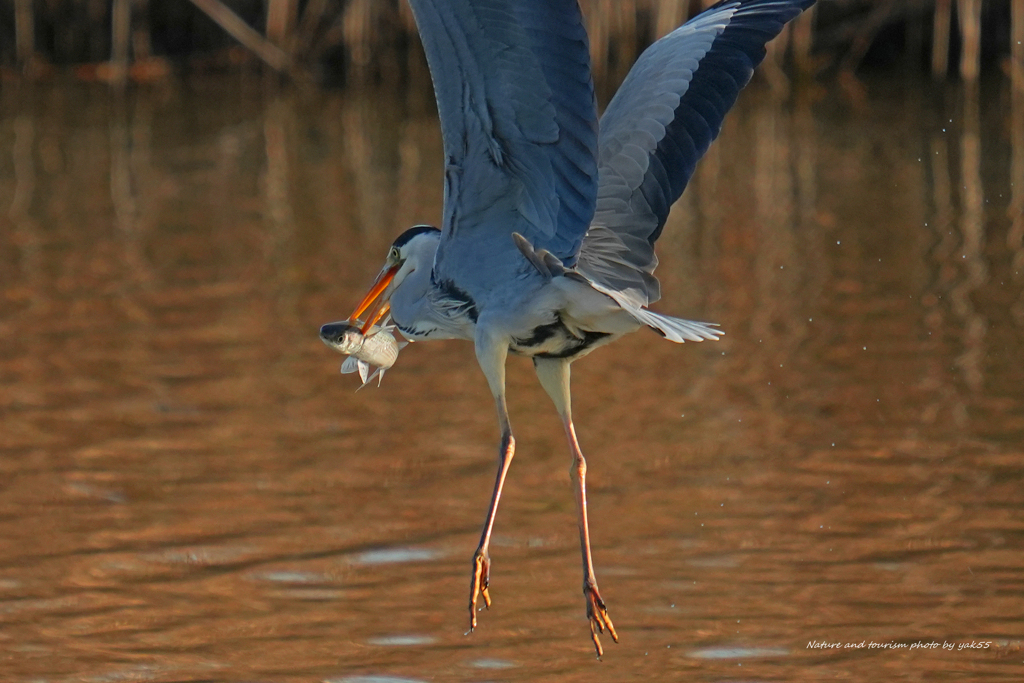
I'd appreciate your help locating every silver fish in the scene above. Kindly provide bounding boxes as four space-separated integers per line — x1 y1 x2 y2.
319 319 407 388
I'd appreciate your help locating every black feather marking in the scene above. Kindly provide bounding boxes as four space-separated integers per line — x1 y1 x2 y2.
432 274 479 323
393 224 440 248
397 322 439 338
512 320 562 348
535 330 611 359
511 319 611 359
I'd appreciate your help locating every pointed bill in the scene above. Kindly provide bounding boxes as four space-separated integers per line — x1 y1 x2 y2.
350 265 398 333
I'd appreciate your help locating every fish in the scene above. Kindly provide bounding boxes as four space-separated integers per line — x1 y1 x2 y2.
319 319 408 389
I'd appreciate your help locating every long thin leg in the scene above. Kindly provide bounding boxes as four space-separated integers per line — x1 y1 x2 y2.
535 358 618 657
564 411 618 655
468 400 514 631
468 326 515 632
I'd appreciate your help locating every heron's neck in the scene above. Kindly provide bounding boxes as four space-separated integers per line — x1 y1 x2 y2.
390 265 472 341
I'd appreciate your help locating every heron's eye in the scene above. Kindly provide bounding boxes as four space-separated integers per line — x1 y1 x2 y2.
389 247 400 261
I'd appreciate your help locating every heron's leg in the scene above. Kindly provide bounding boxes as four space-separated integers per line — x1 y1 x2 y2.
468 327 515 632
468 398 514 630
564 411 618 656
534 358 618 657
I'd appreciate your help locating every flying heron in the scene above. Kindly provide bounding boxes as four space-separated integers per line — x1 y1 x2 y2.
322 0 814 656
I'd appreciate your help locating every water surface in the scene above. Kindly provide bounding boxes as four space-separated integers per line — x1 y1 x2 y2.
1 76 1022 681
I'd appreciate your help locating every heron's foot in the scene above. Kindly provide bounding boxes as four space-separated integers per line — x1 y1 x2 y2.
468 549 492 632
584 581 618 657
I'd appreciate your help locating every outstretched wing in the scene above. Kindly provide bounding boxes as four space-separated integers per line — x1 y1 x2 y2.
407 0 598 303
578 0 815 308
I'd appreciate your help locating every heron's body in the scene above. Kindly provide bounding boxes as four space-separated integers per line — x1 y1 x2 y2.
387 229 639 360
324 0 815 657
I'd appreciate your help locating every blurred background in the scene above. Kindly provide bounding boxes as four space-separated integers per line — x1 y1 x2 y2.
1 1 1023 682
0 0 1021 88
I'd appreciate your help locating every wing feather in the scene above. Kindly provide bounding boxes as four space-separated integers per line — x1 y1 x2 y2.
408 0 599 304
579 0 815 307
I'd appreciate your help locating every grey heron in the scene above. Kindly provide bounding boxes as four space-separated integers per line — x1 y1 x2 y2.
322 0 814 656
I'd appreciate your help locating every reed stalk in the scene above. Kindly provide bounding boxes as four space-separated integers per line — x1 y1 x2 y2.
111 0 132 84
957 0 982 82
14 0 35 66
186 0 292 73
266 0 298 52
1012 0 1024 92
932 0 951 78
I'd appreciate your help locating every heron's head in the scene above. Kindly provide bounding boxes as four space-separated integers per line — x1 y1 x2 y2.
349 224 440 332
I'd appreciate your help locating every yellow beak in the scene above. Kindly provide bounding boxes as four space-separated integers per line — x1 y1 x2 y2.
349 264 398 334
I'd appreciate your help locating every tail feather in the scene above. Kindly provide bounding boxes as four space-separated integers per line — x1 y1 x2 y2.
586 276 722 343
629 306 722 343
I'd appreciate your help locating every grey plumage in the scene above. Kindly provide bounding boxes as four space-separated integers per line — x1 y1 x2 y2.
328 0 815 657
408 0 598 306
581 0 815 310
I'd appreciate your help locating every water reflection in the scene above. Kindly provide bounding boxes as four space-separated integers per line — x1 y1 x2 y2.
688 645 789 659
353 547 442 565
1011 86 1024 326
366 634 437 646
1 76 1022 681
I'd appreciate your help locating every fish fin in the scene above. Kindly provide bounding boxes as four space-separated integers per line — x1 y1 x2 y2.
340 357 359 374
355 366 381 392
357 360 370 384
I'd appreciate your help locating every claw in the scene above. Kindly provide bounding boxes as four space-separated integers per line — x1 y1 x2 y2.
584 582 617 657
468 551 492 631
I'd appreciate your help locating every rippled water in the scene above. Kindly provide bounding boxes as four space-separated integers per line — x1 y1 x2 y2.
1 75 1022 681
